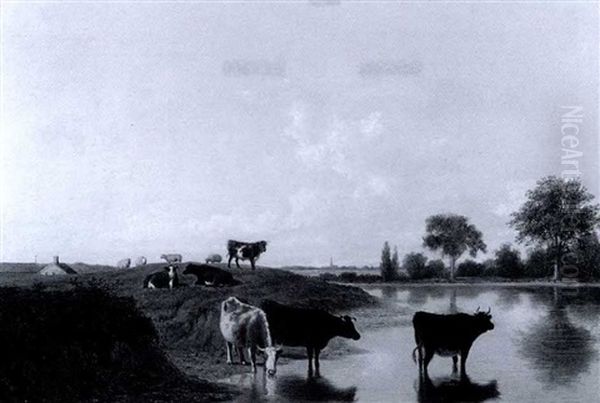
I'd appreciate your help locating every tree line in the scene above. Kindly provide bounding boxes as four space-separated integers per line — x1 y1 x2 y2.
380 176 600 282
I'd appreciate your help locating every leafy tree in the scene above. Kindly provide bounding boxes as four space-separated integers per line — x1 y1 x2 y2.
423 214 487 281
494 244 523 278
456 259 484 277
510 176 600 281
425 259 446 278
403 252 429 279
380 242 398 282
524 248 553 278
572 232 600 281
391 246 400 277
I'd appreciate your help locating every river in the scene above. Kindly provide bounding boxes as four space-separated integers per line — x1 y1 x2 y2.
219 284 600 402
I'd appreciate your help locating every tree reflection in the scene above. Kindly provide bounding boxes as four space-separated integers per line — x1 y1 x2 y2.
415 375 500 403
517 287 597 388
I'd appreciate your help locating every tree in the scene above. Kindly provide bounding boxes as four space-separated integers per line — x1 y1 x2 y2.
572 232 600 281
425 259 446 278
380 242 398 281
456 259 484 277
494 244 523 278
403 252 429 279
524 248 553 278
391 246 400 277
423 214 487 281
510 176 600 281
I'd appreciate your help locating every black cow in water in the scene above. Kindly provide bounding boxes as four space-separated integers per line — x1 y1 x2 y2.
260 299 361 377
412 308 494 379
182 263 239 287
227 240 267 270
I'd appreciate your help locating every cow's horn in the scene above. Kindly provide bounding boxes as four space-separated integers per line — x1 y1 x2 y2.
476 306 480 313
257 346 265 352
486 307 491 315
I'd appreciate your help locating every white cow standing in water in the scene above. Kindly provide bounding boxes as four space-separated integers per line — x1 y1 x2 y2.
219 297 282 376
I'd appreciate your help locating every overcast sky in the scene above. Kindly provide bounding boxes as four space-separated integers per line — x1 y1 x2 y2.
1 2 598 266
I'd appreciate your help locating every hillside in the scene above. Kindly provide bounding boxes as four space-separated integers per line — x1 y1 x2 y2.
0 263 379 388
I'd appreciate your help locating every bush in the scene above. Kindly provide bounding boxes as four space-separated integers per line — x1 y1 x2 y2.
0 286 180 402
404 253 431 279
523 248 553 278
494 244 524 278
426 259 446 278
456 259 484 277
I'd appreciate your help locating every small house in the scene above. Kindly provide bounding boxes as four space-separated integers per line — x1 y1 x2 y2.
39 256 77 276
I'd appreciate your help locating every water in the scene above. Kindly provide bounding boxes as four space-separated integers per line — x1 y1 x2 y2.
220 285 600 402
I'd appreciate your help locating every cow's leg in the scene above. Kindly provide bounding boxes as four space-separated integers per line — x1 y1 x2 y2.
250 258 255 271
307 347 314 377
228 255 233 269
460 349 469 379
417 346 424 375
235 257 241 269
238 347 247 365
423 348 434 377
226 342 234 364
314 349 321 377
452 355 458 373
249 347 257 373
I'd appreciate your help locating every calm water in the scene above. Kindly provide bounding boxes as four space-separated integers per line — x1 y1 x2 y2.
220 285 600 402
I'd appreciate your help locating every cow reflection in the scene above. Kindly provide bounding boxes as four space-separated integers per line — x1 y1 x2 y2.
416 375 500 403
275 375 357 402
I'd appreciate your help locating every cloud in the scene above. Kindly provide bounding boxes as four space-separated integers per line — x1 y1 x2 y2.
360 112 383 139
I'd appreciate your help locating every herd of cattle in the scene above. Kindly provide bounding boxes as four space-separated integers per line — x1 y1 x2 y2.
138 239 496 380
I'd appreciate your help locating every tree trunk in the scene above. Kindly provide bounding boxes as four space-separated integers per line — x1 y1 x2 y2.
553 239 561 282
450 256 456 282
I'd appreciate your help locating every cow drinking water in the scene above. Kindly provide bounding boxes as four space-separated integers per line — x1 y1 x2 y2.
260 299 361 377
412 308 494 379
227 240 267 271
219 297 282 376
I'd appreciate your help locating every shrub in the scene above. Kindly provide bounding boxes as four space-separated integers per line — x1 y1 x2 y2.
523 248 553 278
0 286 182 402
494 244 524 278
426 259 446 278
403 252 430 279
456 259 484 277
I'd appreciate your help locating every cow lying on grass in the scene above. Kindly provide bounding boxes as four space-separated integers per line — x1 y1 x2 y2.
260 299 361 377
182 264 239 287
143 265 179 289
412 308 494 379
219 297 282 376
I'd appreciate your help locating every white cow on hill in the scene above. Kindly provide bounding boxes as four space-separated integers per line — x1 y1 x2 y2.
116 258 131 269
219 296 281 376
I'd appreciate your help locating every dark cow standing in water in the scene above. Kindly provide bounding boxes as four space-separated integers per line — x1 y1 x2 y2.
260 299 361 377
182 263 239 287
143 265 179 289
412 308 494 379
227 240 267 271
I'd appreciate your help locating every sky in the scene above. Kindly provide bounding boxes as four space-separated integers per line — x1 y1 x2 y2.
1 1 598 266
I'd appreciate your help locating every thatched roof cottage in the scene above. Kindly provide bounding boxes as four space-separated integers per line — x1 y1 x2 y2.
39 256 77 276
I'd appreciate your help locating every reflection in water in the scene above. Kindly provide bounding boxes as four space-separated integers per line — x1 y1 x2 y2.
415 375 500 403
381 286 399 301
275 375 357 402
517 288 597 387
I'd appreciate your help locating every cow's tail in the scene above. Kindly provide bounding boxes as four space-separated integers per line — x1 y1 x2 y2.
412 345 420 365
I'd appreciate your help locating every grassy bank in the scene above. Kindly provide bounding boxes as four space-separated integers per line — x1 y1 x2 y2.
0 263 378 388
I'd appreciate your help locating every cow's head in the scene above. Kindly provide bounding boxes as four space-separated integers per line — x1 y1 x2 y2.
338 315 361 340
165 265 177 278
258 345 283 377
474 307 494 332
222 296 242 313
257 241 267 252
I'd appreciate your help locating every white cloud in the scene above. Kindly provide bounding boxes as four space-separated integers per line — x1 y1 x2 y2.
360 112 384 139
